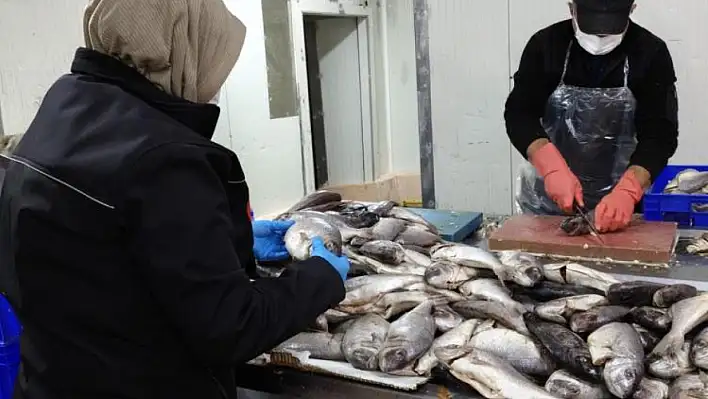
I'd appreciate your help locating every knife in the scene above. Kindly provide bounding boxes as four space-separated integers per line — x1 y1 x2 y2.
574 204 606 246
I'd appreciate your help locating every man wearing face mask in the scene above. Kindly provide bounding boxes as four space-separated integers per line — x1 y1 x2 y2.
505 0 679 233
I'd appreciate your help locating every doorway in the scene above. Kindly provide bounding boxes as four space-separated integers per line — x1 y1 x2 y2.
290 1 375 193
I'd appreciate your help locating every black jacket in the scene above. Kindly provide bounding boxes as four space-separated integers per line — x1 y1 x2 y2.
505 20 679 180
0 48 344 399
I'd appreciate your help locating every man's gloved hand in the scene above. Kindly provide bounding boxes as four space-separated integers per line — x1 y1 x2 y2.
595 171 644 233
252 220 295 262
531 142 584 213
310 237 350 281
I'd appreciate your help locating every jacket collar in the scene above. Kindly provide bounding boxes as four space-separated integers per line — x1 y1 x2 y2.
70 48 221 140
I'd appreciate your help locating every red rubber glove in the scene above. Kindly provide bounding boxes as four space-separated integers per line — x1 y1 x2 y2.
595 171 644 233
531 143 584 213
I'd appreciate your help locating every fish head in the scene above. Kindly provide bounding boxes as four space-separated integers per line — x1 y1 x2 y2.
514 266 543 287
348 347 380 370
379 347 409 373
560 216 588 236
602 357 644 398
576 355 602 381
545 379 583 397
692 338 708 366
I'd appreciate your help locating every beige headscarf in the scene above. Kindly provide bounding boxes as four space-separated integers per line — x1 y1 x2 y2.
83 0 246 103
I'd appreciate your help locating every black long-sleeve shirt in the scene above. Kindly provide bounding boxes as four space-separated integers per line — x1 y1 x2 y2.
505 20 678 180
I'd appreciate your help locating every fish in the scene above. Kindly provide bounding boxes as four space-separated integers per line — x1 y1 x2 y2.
628 307 672 333
401 244 430 256
403 248 433 268
648 340 694 379
544 370 612 399
424 261 482 290
337 290 448 320
447 349 560 399
632 378 669 399
687 234 708 256
311 313 329 332
324 308 356 324
633 324 661 353
341 314 390 370
561 213 596 236
358 240 407 264
343 247 427 276
453 300 529 335
670 373 708 398
414 318 485 376
691 326 708 370
386 207 439 234
466 328 556 377
523 313 601 381
367 200 398 216
395 225 441 247
510 280 605 301
534 294 609 324
284 216 343 261
286 210 370 244
378 301 436 374
652 295 708 362
340 274 423 307
433 305 465 333
653 284 699 308
496 251 544 287
283 190 342 214
274 332 346 361
569 305 631 334
607 281 666 307
331 318 358 334
678 171 708 193
370 218 407 241
587 323 645 398
458 278 527 314
543 262 619 293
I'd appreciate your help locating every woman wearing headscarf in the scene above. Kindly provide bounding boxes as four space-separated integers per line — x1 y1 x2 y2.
0 1 349 398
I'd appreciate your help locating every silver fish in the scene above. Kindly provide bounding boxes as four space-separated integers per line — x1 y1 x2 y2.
497 251 544 287
343 247 427 276
403 248 433 268
543 263 619 293
284 190 342 214
692 326 708 370
652 295 708 361
433 305 465 333
544 370 612 399
340 274 423 307
386 207 439 234
395 225 441 247
633 378 669 399
341 314 390 370
453 300 529 335
287 210 369 243
370 218 407 241
569 306 631 334
337 290 448 320
284 216 343 261
324 308 356 324
648 340 694 379
670 373 708 398
414 318 485 376
367 200 398 216
432 244 534 287
535 294 609 324
678 171 708 193
653 284 698 308
687 234 708 256
466 328 556 377
404 282 467 303
274 332 345 361
458 278 527 314
359 240 407 264
587 323 645 398
448 349 560 399
424 261 481 289
379 301 436 374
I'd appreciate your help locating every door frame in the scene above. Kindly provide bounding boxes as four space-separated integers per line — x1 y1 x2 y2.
289 0 377 193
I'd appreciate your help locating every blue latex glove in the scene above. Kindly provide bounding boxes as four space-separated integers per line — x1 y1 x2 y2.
252 220 295 262
310 237 350 281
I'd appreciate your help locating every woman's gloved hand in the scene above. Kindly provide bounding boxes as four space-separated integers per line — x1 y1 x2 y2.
252 220 295 262
595 171 644 233
310 237 350 281
531 142 584 213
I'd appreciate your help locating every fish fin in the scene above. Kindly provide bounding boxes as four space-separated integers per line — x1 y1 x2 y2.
651 333 682 358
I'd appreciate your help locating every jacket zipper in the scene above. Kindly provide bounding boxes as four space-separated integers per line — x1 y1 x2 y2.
209 368 229 399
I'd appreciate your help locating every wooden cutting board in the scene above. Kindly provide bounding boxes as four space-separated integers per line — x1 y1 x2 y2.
488 214 678 264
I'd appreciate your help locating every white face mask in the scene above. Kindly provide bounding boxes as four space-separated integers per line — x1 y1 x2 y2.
208 89 222 106
573 17 625 56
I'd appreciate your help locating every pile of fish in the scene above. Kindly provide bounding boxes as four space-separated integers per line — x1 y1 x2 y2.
663 169 708 213
268 191 708 399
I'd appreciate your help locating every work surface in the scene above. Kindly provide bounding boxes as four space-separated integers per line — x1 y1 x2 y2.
488 214 678 264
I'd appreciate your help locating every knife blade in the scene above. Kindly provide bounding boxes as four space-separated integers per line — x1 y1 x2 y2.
574 204 605 246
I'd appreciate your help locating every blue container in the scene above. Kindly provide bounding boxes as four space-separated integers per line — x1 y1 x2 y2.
0 296 20 399
644 165 708 228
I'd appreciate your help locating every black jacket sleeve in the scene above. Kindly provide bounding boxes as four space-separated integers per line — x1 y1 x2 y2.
629 41 679 180
123 143 345 366
505 33 554 159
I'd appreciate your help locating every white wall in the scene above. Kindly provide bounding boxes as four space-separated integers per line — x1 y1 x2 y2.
427 0 708 215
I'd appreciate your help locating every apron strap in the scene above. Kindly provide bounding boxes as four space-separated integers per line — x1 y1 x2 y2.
560 42 573 84
623 57 630 87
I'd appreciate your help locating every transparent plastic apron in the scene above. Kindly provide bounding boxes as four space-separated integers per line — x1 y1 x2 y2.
516 42 638 215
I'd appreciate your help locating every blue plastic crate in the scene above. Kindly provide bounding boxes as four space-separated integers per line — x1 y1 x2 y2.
644 165 708 228
0 296 20 399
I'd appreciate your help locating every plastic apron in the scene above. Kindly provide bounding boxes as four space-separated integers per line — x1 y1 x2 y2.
516 42 638 215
